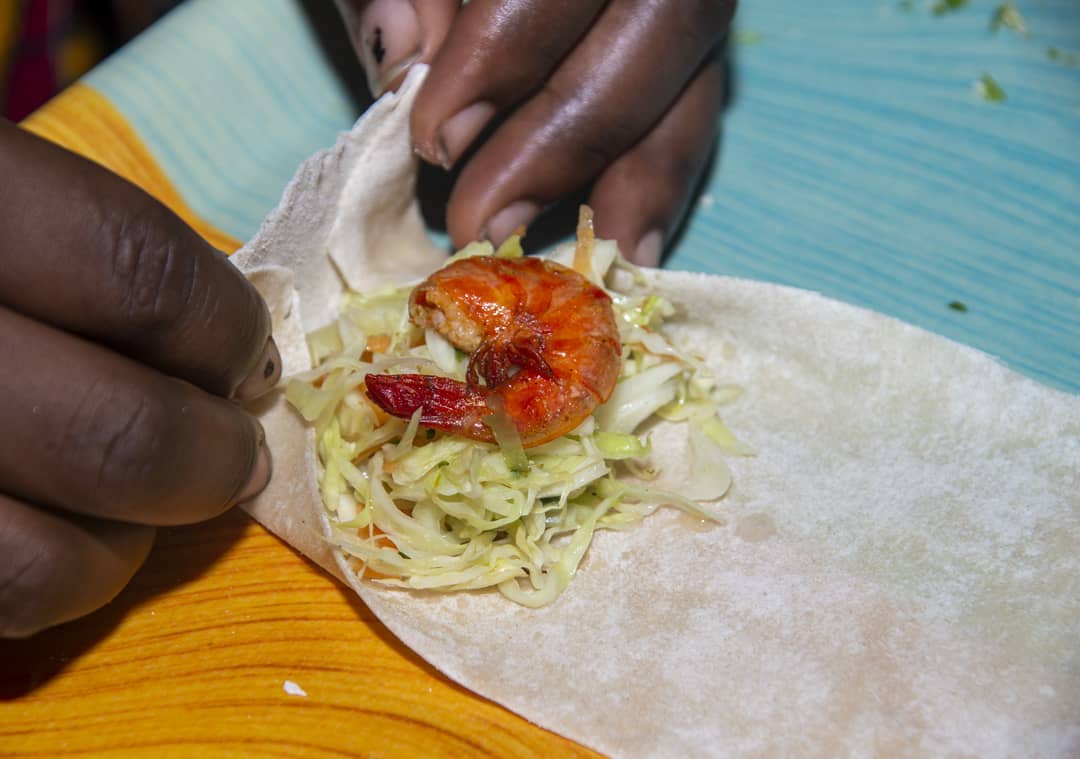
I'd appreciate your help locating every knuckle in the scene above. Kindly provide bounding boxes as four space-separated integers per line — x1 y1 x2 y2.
575 127 632 170
511 36 565 91
0 522 57 638
94 395 177 511
653 142 708 189
67 380 180 516
533 85 634 175
98 203 200 336
90 196 267 397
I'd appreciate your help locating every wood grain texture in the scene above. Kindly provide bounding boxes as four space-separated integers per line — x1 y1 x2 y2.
74 0 1079 393
673 0 1080 393
2 48 600 759
21 83 242 255
0 512 600 758
3 0 1077 755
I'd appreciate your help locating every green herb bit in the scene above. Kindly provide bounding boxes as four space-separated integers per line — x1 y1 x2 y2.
932 0 969 16
733 29 764 46
948 301 969 312
990 2 1028 36
1047 48 1078 66
975 73 1007 102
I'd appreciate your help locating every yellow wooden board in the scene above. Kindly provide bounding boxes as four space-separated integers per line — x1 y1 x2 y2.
0 86 600 759
1 512 598 757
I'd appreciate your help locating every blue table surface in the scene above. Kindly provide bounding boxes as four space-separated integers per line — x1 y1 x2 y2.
83 0 1079 393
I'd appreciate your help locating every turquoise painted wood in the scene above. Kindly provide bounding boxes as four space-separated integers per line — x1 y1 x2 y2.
680 0 1080 395
84 0 1079 393
86 0 358 236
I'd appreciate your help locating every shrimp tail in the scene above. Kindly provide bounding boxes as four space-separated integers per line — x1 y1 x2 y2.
364 373 491 439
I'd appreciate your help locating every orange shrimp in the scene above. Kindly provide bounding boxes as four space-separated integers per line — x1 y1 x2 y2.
364 255 621 448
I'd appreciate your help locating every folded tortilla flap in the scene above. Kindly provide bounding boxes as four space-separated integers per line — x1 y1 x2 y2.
233 66 441 580
231 64 441 333
230 61 1080 757
237 265 340 579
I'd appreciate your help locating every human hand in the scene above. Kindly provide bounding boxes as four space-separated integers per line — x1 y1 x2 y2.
335 0 734 265
0 121 279 638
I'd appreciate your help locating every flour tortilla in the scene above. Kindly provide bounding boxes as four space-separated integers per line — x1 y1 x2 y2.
233 66 1080 757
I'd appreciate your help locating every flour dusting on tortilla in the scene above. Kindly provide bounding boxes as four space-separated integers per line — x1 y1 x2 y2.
234 66 1080 758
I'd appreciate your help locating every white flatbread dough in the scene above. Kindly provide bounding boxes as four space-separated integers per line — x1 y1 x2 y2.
233 66 1080 758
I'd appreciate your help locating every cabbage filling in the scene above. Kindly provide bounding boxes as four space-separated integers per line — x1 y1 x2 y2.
286 236 749 606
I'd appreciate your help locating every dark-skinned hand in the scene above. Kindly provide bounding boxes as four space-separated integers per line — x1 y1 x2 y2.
335 0 734 265
0 121 278 638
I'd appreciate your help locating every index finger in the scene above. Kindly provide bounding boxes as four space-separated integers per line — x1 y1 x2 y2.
0 120 279 400
436 0 733 246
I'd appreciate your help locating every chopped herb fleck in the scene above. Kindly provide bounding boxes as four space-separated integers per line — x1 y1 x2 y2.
426 428 436 440
733 29 765 46
975 73 1007 102
990 2 1028 36
1047 48 1078 66
932 0 968 16
948 301 969 312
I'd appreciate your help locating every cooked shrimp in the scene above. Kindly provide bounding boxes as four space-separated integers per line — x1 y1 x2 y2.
364 255 621 448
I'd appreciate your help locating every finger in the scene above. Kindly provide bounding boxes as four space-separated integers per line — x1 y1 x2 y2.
590 56 724 266
0 306 270 526
0 493 154 639
335 0 459 97
0 121 280 402
410 0 607 168
442 0 735 247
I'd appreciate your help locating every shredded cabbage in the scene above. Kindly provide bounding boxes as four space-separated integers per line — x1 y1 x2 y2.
287 235 750 607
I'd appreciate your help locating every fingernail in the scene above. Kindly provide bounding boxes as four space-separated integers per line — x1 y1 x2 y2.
484 201 540 244
234 338 282 402
632 229 664 267
434 101 497 169
357 0 422 98
232 435 271 506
